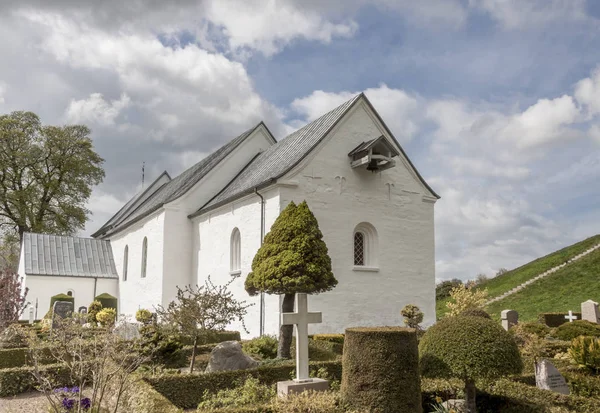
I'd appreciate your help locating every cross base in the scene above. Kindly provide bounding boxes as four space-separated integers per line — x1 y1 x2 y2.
293 378 313 383
277 378 329 398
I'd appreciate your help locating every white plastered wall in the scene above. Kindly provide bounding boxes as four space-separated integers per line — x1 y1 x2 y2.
278 100 437 333
193 187 281 339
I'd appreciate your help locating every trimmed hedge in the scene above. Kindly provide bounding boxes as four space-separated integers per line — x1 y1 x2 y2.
146 360 342 409
124 377 181 413
459 308 492 319
0 346 55 369
178 331 241 346
553 320 600 341
540 312 583 327
0 363 71 397
341 327 421 413
94 293 118 311
312 334 344 345
49 293 74 310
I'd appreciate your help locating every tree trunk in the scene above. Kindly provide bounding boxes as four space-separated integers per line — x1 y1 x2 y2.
189 336 198 373
465 378 477 413
277 293 295 359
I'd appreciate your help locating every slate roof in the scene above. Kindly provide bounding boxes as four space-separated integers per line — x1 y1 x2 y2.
94 123 268 237
22 232 118 278
194 94 364 214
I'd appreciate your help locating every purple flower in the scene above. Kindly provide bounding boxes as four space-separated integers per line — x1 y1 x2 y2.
70 386 80 394
80 397 91 410
62 397 75 410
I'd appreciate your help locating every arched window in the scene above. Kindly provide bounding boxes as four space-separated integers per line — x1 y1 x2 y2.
230 228 241 274
123 245 129 281
141 237 148 278
353 223 378 268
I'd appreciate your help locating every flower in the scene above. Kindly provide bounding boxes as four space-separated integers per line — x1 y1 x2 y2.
80 397 91 410
61 397 75 410
70 386 80 394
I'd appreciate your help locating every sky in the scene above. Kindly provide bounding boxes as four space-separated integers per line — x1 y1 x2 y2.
1 0 599 282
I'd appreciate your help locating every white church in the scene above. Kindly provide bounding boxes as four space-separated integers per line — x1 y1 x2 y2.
18 93 439 337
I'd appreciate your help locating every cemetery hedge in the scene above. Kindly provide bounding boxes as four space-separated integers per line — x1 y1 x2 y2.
539 312 584 327
0 363 71 397
311 333 344 345
459 308 492 319
554 319 600 341
178 330 241 346
341 327 421 413
49 293 74 309
94 293 118 310
0 346 55 369
146 360 342 409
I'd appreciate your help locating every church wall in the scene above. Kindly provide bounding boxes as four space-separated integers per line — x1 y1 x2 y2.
193 187 282 339
278 101 436 333
161 208 194 308
108 211 166 318
21 275 118 320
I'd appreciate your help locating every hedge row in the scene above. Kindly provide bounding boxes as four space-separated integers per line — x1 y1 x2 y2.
539 312 582 327
0 363 71 397
146 360 342 409
0 346 56 369
178 331 241 346
124 377 181 413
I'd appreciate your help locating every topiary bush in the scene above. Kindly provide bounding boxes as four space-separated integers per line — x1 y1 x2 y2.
87 300 102 324
96 308 117 326
341 327 421 413
94 293 117 311
459 308 492 319
136 309 153 324
242 335 278 360
49 293 74 310
569 336 600 373
553 320 600 341
419 315 523 413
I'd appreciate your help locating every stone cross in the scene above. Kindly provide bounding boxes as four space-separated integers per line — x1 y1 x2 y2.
581 300 600 324
501 309 518 331
281 293 322 382
565 311 578 323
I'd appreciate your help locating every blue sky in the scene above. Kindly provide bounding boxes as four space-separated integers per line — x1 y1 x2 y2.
1 0 599 282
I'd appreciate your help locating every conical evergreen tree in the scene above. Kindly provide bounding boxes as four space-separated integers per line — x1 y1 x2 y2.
245 200 337 358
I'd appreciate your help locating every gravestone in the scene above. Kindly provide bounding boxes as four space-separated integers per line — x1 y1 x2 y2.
581 300 599 324
29 307 34 324
501 309 518 331
535 359 569 395
114 321 141 341
78 306 87 315
52 301 74 329
277 293 329 397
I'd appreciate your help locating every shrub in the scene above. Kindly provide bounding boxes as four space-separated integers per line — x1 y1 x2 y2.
87 300 102 324
539 312 583 328
0 363 71 397
341 327 421 413
119 378 181 413
0 346 55 369
136 309 153 324
419 315 523 413
198 377 276 409
146 360 341 410
564 370 600 399
272 390 364 413
569 336 600 373
49 293 74 310
401 304 424 328
292 339 339 361
436 279 463 301
0 324 28 349
242 335 278 360
554 320 600 341
136 325 185 367
511 321 550 339
312 334 344 345
96 308 117 326
459 308 492 319
94 293 118 311
445 284 488 317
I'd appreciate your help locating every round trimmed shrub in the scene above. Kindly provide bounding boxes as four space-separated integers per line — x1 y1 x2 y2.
87 300 102 324
554 320 600 341
459 308 491 319
136 309 153 324
96 308 116 326
341 326 421 413
242 335 278 360
49 293 74 310
94 293 117 311
419 315 522 413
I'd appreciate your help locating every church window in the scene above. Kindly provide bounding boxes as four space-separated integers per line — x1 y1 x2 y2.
230 228 241 275
353 223 379 271
123 245 128 281
141 237 148 278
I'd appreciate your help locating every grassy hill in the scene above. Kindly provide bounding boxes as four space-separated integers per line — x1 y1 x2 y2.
436 234 600 319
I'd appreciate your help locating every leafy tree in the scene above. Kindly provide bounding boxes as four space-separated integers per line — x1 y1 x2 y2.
0 269 28 331
245 201 338 359
0 232 19 272
155 277 252 373
0 111 104 241
445 284 488 317
435 278 463 300
419 315 523 413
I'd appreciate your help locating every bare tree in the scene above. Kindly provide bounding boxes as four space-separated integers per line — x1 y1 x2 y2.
155 277 252 373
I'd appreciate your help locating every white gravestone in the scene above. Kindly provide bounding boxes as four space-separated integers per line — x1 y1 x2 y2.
277 293 329 396
535 359 570 395
564 311 578 323
501 310 518 331
581 300 600 324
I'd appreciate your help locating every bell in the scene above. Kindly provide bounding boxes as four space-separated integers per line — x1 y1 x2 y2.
366 158 379 172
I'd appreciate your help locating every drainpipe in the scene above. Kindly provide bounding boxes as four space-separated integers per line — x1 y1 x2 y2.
254 188 265 336
93 277 98 298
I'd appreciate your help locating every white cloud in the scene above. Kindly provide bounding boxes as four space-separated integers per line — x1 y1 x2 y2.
575 67 600 117
65 93 130 126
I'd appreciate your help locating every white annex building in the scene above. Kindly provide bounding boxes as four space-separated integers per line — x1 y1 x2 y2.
19 94 439 336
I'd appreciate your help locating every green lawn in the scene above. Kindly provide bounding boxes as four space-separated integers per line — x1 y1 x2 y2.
436 234 600 319
485 247 600 321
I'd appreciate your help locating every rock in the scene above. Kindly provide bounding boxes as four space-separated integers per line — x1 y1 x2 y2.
114 321 140 340
205 341 259 373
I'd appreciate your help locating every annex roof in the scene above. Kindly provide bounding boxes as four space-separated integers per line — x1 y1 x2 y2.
22 232 118 278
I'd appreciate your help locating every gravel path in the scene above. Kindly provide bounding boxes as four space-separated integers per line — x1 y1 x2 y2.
0 391 50 413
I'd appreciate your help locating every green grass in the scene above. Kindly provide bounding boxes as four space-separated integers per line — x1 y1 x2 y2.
436 234 600 319
485 247 600 321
